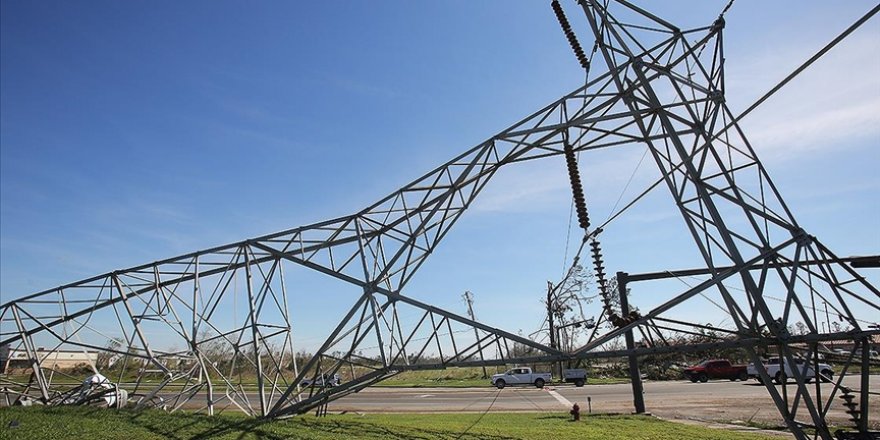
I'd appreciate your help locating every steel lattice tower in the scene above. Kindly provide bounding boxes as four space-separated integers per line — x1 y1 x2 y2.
1 1 877 438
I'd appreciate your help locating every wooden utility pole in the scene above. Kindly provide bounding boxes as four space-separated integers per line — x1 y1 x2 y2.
546 281 560 381
462 291 488 379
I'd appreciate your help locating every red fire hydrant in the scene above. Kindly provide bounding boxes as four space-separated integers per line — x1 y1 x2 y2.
570 402 581 421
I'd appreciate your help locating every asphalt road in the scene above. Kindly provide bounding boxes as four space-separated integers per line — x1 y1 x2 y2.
151 375 877 429
325 375 879 429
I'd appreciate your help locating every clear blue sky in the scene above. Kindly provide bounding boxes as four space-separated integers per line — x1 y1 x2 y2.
2 1 878 351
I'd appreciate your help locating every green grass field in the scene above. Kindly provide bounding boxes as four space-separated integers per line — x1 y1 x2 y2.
3 366 632 390
1 377 626 391
0 406 782 440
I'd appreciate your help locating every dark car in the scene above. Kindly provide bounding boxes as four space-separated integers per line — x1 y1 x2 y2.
683 359 748 383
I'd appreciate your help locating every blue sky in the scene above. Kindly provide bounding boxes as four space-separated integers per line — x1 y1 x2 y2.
2 1 878 351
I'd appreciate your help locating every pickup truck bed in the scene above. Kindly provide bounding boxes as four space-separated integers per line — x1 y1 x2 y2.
747 358 833 384
563 368 587 387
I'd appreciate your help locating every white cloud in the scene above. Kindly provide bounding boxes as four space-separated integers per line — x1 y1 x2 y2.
470 160 569 213
744 98 880 159
470 147 656 214
327 76 402 100
725 32 880 160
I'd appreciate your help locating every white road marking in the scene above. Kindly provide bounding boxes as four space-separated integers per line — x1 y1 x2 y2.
546 388 572 407
417 394 435 398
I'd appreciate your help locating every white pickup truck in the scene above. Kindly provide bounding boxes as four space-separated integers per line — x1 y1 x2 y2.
491 367 551 389
747 357 833 384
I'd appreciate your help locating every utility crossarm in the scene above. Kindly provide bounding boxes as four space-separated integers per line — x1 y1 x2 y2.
620 255 880 283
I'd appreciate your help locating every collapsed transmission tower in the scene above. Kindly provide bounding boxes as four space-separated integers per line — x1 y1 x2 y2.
1 1 877 438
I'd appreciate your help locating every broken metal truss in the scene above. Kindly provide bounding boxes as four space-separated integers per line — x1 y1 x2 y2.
1 1 877 438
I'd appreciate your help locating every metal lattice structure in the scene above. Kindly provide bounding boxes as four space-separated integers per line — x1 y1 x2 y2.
1 1 877 438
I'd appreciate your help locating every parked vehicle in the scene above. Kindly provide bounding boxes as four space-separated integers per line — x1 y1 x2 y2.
491 367 551 389
300 373 341 388
683 359 748 383
562 368 587 387
853 348 879 359
825 347 878 361
747 357 833 384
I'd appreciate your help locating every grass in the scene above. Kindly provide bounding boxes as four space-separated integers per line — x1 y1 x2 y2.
2 376 626 391
3 367 631 390
0 406 782 440
722 417 855 437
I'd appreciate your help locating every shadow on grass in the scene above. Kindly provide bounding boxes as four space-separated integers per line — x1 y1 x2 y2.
80 406 223 440
98 408 526 440
535 414 569 420
534 413 629 421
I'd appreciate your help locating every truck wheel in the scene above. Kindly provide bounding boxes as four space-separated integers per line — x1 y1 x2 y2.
774 372 785 384
574 379 585 387
495 380 506 389
689 377 698 383
756 376 764 385
698 373 708 383
534 379 545 389
738 371 749 381
820 370 833 383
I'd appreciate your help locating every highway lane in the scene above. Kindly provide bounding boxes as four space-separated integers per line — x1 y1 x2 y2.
155 375 878 428
334 375 877 429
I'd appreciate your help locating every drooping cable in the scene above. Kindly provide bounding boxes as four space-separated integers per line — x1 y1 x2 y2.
557 0 601 277
554 0 637 328
563 139 637 328
454 388 502 439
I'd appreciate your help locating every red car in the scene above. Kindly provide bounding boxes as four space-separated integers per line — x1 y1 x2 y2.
683 359 748 383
